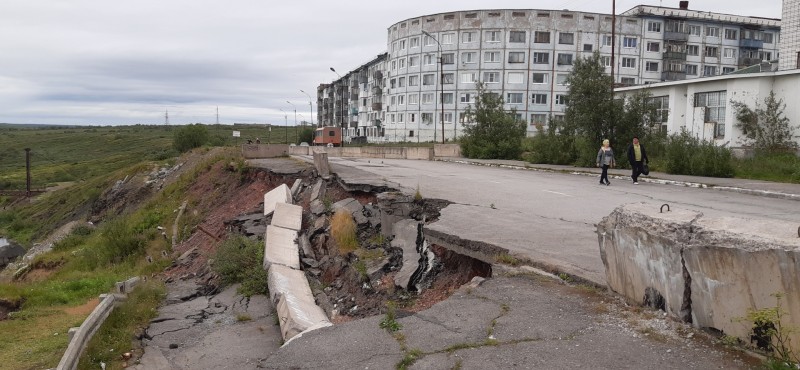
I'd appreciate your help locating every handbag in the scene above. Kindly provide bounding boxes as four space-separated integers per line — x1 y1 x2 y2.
642 163 650 176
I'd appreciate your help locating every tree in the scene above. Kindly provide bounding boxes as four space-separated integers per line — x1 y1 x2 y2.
732 91 798 152
460 82 527 159
298 127 314 144
173 124 209 153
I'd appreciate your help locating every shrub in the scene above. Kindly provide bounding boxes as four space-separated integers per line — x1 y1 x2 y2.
172 124 209 153
460 82 527 159
213 235 268 297
663 130 734 177
100 218 146 263
331 209 358 254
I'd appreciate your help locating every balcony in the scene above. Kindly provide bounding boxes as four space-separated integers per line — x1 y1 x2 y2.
663 51 687 61
740 39 763 48
371 102 382 111
661 71 686 81
738 57 762 67
664 31 689 41
371 86 383 96
373 70 383 80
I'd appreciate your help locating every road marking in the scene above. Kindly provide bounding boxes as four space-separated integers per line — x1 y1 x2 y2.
543 190 572 197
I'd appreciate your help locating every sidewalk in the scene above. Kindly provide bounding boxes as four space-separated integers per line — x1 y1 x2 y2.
435 157 800 201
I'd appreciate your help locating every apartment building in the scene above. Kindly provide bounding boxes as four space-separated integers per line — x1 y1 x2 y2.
780 0 800 70
317 3 781 143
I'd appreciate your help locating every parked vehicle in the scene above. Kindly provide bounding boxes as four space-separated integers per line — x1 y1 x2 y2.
313 127 342 147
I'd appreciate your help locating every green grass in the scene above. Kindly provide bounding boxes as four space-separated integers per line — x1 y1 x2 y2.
213 235 269 297
732 152 800 184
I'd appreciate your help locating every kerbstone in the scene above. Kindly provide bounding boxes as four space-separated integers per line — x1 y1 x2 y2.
263 184 292 216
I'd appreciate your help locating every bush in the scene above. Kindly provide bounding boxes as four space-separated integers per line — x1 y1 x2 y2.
213 235 268 297
331 209 358 254
100 218 147 263
663 131 734 177
460 82 527 159
172 124 209 153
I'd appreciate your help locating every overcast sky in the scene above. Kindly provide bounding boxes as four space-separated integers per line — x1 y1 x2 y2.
0 0 783 126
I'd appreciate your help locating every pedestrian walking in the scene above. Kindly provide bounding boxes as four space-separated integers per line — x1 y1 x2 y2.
596 139 615 185
626 136 648 185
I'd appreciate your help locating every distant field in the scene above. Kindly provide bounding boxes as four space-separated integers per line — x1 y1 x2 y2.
0 123 301 190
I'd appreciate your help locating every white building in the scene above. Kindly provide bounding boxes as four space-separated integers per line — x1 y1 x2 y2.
615 68 800 151
780 0 800 70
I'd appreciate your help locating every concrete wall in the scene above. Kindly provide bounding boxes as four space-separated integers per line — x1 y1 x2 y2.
278 145 442 160
434 144 461 157
598 203 800 351
242 144 290 159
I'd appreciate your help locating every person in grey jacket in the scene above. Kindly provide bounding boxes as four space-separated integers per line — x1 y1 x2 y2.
596 139 615 185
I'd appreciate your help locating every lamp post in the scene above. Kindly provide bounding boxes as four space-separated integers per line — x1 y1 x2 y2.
287 101 298 144
421 30 445 144
279 109 288 143
330 67 346 145
300 89 314 127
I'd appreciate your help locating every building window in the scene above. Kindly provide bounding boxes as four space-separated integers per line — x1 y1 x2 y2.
398 58 405 69
422 74 435 85
485 30 501 42
555 94 568 105
442 53 454 64
442 33 454 44
398 77 405 87
509 31 526 43
400 40 406 50
723 48 735 59
620 77 636 85
556 73 569 85
409 113 416 123
703 66 717 76
442 112 453 123
508 52 525 63
695 90 726 138
409 75 419 86
686 64 698 75
704 46 718 58
507 93 524 104
442 73 454 84
647 21 662 32
722 67 735 74
460 93 475 103
397 113 404 122
462 31 476 43
507 72 524 83
602 35 612 46
623 37 637 48
621 57 636 68
763 32 773 44
408 94 418 105
422 93 434 104
705 26 719 38
483 72 500 83
533 52 549 64
462 52 477 63
645 62 659 72
441 93 454 104
390 78 396 88
390 96 396 106
760 51 772 60
687 44 699 56
649 96 669 124
531 93 547 104
724 29 737 40
558 32 574 45
557 53 573 65
424 35 436 46
484 51 501 63
531 72 548 83
646 42 660 52
461 72 477 83
421 113 433 123
583 44 593 52
534 31 550 43
688 25 701 36
424 54 435 65
409 130 414 137
530 114 547 126
410 37 419 48
391 60 397 70
600 56 611 67
409 56 419 67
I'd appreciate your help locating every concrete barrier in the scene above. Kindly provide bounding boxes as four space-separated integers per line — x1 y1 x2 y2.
312 152 331 179
57 277 140 370
263 225 300 270
241 144 290 159
406 147 433 160
263 184 292 216
598 202 800 351
288 146 311 156
267 265 332 342
434 144 462 157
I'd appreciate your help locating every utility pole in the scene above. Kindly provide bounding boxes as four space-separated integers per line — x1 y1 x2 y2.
611 0 616 90
216 106 219 124
165 109 169 125
25 148 31 197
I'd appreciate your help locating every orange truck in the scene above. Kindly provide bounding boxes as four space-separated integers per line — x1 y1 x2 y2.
313 126 342 146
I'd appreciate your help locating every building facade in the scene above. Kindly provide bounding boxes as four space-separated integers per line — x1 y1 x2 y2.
780 0 800 70
318 4 781 143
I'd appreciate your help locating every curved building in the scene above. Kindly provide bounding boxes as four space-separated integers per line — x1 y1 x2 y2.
318 5 780 143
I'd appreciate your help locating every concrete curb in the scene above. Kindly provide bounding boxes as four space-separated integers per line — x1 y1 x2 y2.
434 158 800 202
56 277 140 370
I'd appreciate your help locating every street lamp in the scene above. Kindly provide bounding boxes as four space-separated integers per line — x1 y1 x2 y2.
287 100 298 144
330 67 347 144
279 108 288 143
300 89 314 127
421 30 446 144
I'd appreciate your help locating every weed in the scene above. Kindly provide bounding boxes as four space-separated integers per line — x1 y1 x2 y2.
236 313 252 322
380 301 402 333
490 203 496 209
353 260 369 282
396 348 422 370
495 253 519 266
355 247 384 261
213 235 269 297
558 273 573 283
368 233 386 246
322 196 333 213
719 334 741 346
414 185 422 202
484 338 499 346
445 342 479 353
331 210 358 254
452 359 463 370
736 293 799 366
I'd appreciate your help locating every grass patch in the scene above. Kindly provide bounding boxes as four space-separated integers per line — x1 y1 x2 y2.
331 209 358 254
236 313 253 322
79 281 165 369
379 301 402 333
495 253 519 266
396 348 422 370
213 235 269 297
733 152 800 183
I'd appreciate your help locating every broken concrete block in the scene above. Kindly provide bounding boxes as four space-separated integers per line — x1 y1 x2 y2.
263 225 299 270
391 219 435 292
290 179 302 198
310 179 326 202
298 232 314 259
267 264 332 341
332 198 368 225
272 202 303 232
313 152 331 179
263 184 292 216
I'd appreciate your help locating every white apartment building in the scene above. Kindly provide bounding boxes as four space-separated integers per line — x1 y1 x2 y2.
317 3 782 143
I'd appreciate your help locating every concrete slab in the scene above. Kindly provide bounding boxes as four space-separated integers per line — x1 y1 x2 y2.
290 178 302 198
267 264 331 341
313 152 331 179
271 202 303 231
392 219 420 290
263 184 292 216
263 225 299 270
310 179 325 201
332 197 368 225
